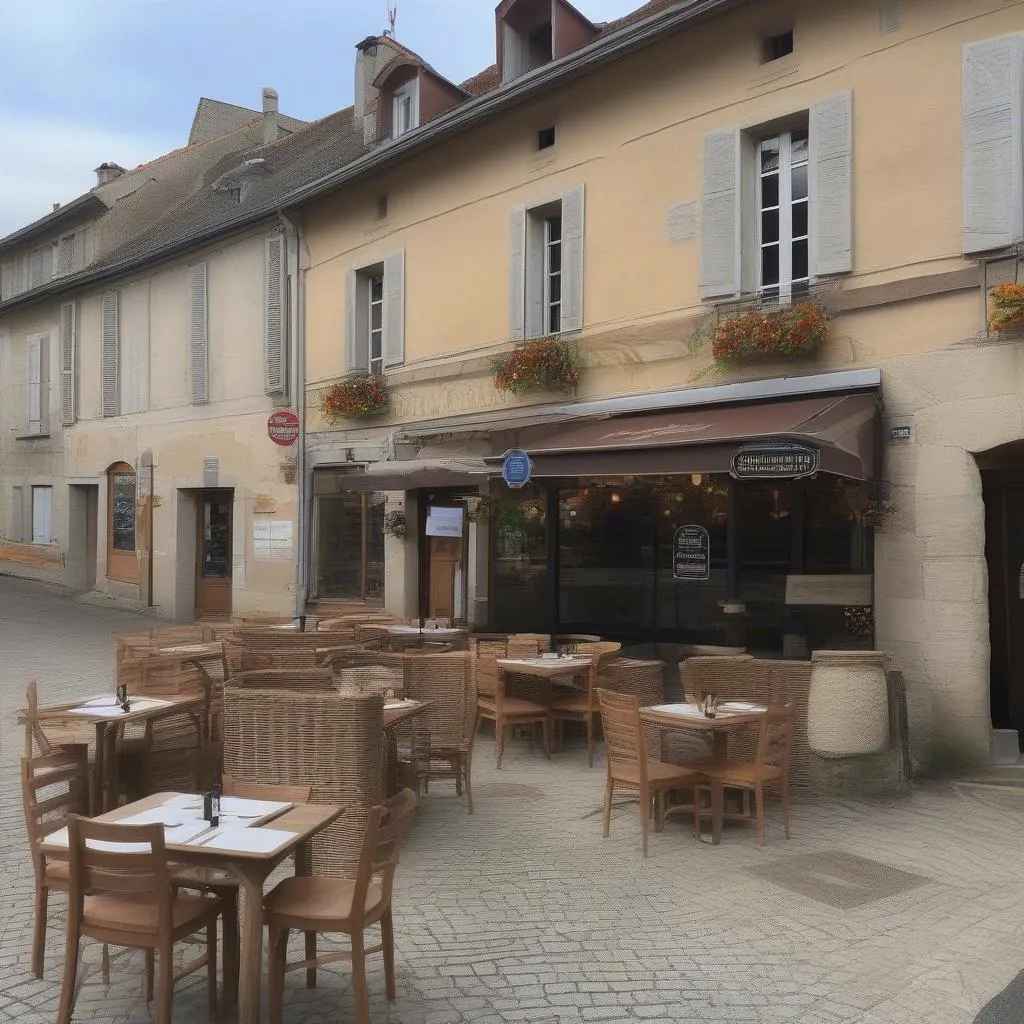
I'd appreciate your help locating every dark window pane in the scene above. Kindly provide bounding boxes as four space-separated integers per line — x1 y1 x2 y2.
549 274 561 303
792 163 808 201
792 200 809 239
761 209 780 244
792 238 809 282
548 303 561 333
760 137 780 173
548 240 561 273
493 488 550 631
370 276 383 302
761 243 780 287
792 131 809 163
370 303 382 331
111 473 136 552
547 217 561 242
760 172 779 209
201 495 230 579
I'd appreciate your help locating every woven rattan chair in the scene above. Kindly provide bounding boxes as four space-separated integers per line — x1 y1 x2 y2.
21 749 90 979
550 641 622 767
226 668 337 692
264 788 417 1024
58 814 232 1024
695 705 793 847
223 686 384 878
596 688 699 858
473 649 550 769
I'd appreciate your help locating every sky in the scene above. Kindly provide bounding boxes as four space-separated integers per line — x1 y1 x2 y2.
0 0 642 237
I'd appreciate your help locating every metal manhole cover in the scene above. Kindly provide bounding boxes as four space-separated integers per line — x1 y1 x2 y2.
472 783 545 801
748 850 928 909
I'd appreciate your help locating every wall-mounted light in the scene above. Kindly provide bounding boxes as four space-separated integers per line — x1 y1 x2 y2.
610 492 621 504
691 473 703 487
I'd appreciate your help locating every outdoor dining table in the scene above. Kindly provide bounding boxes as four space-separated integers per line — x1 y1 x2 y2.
39 790 345 1024
386 625 464 638
39 693 206 815
640 702 767 844
496 654 592 698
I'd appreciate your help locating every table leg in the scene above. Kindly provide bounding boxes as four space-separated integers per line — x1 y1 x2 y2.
232 865 270 1024
711 731 729 845
90 724 105 815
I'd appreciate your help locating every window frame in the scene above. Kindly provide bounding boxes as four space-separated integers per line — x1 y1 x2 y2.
392 79 419 138
757 128 810 302
543 215 562 335
367 272 385 375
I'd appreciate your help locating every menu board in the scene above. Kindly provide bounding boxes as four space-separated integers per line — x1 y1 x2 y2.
672 525 710 581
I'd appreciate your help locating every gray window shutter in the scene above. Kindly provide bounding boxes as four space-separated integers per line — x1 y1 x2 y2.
810 91 854 277
502 21 526 84
382 250 405 368
699 127 741 301
28 338 41 433
344 269 367 372
560 185 586 334
38 336 49 433
962 36 1024 254
263 232 285 395
101 290 120 417
509 206 526 341
29 247 51 289
188 262 209 404
60 302 76 425
56 235 74 276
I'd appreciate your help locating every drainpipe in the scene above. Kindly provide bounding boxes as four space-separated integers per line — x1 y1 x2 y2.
278 211 307 620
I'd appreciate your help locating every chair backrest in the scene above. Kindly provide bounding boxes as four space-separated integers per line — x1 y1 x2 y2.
596 688 645 772
24 680 52 757
679 655 757 701
756 705 793 772
222 774 312 803
352 788 417 923
473 650 501 700
508 633 549 654
65 814 172 937
222 636 274 676
402 651 473 746
21 749 90 881
226 668 336 692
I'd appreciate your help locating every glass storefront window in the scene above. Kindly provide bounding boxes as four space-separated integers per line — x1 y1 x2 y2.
491 487 550 631
315 490 385 601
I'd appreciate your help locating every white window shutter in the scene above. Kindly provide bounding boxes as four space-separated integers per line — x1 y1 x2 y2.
39 337 49 433
810 91 854 277
27 338 41 433
962 36 1024 254
560 185 586 334
60 302 76 426
509 206 527 341
32 488 51 545
188 262 209 405
344 270 366 373
699 127 741 301
263 232 286 395
382 250 405 368
101 290 120 417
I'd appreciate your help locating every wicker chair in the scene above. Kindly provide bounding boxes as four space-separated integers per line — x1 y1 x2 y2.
223 686 384 877
225 669 337 692
550 641 622 767
596 688 699 858
695 704 793 846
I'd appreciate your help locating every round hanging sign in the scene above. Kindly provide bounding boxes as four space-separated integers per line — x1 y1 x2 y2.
267 410 300 446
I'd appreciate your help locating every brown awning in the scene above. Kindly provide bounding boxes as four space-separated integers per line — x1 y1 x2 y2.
524 392 878 480
313 459 491 494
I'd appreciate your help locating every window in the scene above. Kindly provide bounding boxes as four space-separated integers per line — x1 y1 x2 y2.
537 126 556 150
392 80 418 138
527 21 553 69
31 486 52 545
314 489 385 601
27 336 49 435
56 234 74 276
543 216 562 334
107 462 139 583
345 252 405 373
762 30 794 63
758 130 809 299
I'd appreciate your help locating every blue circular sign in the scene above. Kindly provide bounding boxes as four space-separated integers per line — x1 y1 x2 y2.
501 449 533 489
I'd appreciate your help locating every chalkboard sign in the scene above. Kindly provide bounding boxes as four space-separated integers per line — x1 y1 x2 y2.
673 525 710 581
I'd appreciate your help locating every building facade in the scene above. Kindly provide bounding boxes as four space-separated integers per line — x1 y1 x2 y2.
297 0 1024 774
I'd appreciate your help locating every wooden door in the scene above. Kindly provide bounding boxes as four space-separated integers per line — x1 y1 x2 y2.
428 537 460 619
195 490 233 617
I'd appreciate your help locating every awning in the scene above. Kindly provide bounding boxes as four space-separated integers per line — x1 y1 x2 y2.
523 392 878 480
313 458 492 494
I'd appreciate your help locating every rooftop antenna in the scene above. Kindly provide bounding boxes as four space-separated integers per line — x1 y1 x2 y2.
385 2 397 36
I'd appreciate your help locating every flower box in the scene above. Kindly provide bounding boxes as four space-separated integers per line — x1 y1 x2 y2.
712 302 828 363
492 336 579 396
988 283 1024 333
321 374 390 421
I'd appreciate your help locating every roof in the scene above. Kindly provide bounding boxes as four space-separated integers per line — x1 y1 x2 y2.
0 0 749 313
189 97 308 145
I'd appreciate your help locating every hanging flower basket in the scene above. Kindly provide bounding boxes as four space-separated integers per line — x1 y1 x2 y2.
988 284 1024 333
382 509 406 539
491 336 579 395
321 374 390 421
466 496 493 523
712 302 828 363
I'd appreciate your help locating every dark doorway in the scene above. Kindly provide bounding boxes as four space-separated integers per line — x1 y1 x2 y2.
195 489 233 617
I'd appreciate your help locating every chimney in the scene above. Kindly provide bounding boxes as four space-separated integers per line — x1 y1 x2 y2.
262 87 279 146
94 162 126 187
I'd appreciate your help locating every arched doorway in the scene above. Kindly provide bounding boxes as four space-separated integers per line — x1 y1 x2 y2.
106 462 139 584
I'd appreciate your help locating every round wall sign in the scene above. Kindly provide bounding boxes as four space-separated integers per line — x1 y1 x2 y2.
267 410 300 446
501 449 533 489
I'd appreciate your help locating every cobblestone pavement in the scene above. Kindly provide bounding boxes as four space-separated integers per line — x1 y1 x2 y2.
1 575 1023 1024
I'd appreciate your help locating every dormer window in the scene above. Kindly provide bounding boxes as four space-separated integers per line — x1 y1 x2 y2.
498 0 599 85
392 80 419 138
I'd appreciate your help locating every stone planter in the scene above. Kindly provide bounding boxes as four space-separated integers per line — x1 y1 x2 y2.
808 650 890 758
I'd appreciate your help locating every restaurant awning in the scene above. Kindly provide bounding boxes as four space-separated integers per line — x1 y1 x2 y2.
313 458 492 494
523 391 878 480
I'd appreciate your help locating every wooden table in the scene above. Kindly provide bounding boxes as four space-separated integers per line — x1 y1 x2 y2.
40 694 206 814
640 703 766 844
40 791 344 1024
496 655 591 693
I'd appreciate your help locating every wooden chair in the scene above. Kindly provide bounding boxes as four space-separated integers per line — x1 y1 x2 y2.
264 788 418 1024
595 688 699 858
695 705 793 847
473 649 550 769
20 749 91 979
549 641 622 767
22 679 93 758
58 814 232 1024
